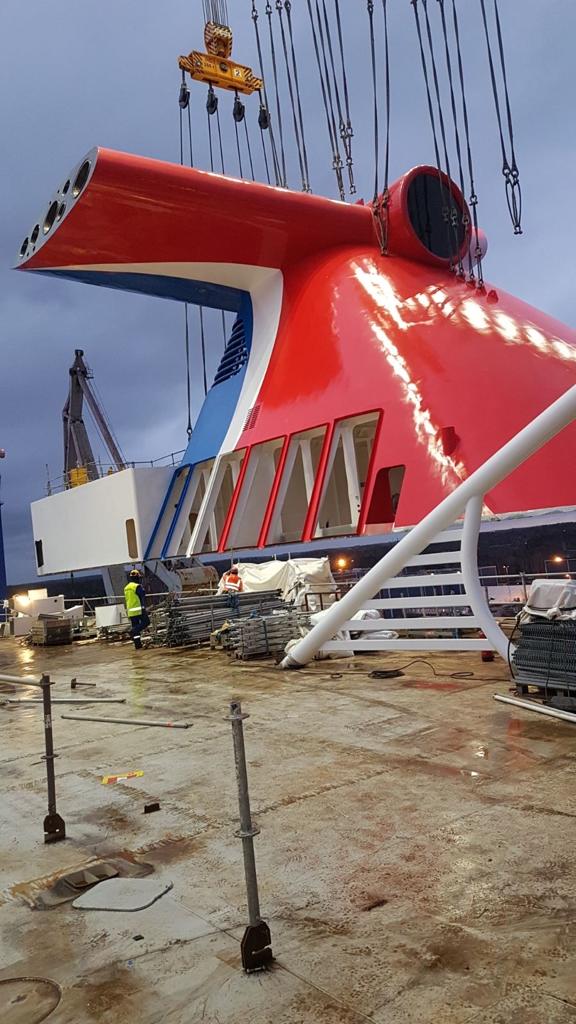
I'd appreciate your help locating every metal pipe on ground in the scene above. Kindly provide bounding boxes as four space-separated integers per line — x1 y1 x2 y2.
227 700 273 973
6 697 126 705
0 672 43 687
494 693 576 724
40 674 66 843
61 714 192 728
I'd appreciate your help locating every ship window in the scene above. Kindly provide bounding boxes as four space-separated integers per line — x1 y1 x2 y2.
315 413 379 538
364 465 406 532
226 437 286 549
267 427 327 545
35 540 44 569
125 519 138 560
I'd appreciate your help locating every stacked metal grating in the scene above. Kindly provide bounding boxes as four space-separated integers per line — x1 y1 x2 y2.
29 617 73 646
227 610 307 660
149 590 288 648
512 619 576 694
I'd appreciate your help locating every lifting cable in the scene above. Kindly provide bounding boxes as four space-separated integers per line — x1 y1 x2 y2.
449 0 484 286
319 0 351 198
410 0 459 270
275 1 311 193
257 91 273 184
479 0 522 234
198 307 208 397
332 0 356 194
374 0 392 252
367 0 380 207
284 1 312 191
233 93 245 177
436 0 469 277
250 0 283 185
421 0 463 273
205 86 229 350
178 74 207 408
308 0 345 200
264 1 289 185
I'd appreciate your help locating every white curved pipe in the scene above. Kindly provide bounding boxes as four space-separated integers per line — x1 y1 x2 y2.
282 385 576 668
494 693 576 725
461 495 512 662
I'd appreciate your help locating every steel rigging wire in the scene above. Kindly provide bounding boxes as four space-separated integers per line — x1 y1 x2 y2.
332 0 356 193
448 0 484 286
205 85 230 348
275 0 311 192
436 0 469 278
306 0 345 200
250 0 283 185
312 0 346 200
479 0 522 234
410 0 460 270
367 1 392 253
421 0 463 272
319 0 355 195
264 1 289 185
178 75 205 413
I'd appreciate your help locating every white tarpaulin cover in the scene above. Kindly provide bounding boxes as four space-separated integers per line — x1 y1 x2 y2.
524 578 576 620
219 558 336 609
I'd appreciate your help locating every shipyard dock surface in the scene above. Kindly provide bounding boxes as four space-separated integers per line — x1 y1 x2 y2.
0 638 575 1024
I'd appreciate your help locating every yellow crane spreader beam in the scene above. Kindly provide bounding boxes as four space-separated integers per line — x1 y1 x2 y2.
178 51 263 96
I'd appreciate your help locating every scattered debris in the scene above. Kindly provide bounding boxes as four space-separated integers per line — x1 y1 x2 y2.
102 770 144 785
144 802 161 814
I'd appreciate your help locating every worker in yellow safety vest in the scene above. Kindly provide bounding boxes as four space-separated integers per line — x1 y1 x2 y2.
124 568 149 650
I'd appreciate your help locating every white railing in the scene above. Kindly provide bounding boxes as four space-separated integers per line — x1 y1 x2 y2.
282 385 576 668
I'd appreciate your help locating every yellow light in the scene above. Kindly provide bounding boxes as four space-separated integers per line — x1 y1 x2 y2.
336 557 348 570
14 594 30 606
552 556 565 563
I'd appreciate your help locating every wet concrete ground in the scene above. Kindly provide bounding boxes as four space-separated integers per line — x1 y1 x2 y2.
0 637 575 1023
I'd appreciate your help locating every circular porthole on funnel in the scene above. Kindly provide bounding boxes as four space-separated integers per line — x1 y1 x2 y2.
0 977 61 1023
72 160 91 198
43 201 59 235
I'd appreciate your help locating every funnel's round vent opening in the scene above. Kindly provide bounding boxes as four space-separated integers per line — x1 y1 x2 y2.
56 202 66 222
407 171 465 260
43 201 59 235
30 224 40 245
61 179 70 195
72 161 91 198
19 237 29 257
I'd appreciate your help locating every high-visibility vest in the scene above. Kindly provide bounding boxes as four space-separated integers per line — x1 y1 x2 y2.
124 581 143 617
223 573 242 593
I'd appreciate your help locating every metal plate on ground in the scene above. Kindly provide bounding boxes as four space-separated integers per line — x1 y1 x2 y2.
0 977 61 1022
72 877 173 912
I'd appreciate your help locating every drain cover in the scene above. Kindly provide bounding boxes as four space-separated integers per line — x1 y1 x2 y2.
0 977 61 1023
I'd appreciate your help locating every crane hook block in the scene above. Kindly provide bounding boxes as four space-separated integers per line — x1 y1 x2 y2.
178 18 262 96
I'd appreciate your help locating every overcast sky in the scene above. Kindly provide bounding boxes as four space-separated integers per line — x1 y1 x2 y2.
1 0 575 582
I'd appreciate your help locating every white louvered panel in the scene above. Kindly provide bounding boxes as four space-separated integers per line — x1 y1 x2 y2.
379 572 465 590
340 616 478 630
364 595 472 609
406 551 462 567
322 638 489 652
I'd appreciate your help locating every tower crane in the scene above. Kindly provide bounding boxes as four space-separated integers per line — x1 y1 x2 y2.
63 349 126 486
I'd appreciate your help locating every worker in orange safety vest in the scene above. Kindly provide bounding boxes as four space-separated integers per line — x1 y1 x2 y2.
221 564 244 614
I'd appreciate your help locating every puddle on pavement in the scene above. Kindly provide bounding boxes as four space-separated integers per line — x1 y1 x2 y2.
0 976 61 1023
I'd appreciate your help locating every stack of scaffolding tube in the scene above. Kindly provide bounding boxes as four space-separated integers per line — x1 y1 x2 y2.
150 590 288 648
